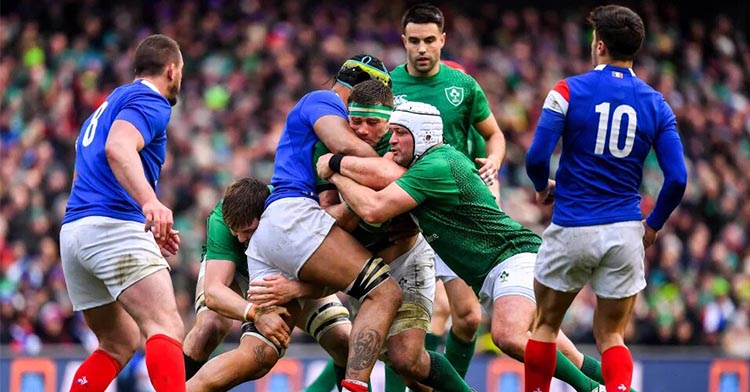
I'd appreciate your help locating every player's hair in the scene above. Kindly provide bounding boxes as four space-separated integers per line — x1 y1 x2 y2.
401 3 444 33
133 34 181 77
335 54 391 89
587 5 645 61
221 177 270 231
348 79 394 109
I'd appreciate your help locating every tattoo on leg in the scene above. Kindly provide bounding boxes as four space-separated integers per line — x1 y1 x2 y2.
349 327 382 371
253 344 267 368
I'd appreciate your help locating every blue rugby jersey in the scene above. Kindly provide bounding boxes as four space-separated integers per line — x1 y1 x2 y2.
265 90 348 207
526 64 687 229
63 80 171 224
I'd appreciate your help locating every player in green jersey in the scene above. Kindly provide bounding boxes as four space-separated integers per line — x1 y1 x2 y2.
184 178 354 391
390 3 510 379
182 198 253 379
251 80 472 392
318 102 625 392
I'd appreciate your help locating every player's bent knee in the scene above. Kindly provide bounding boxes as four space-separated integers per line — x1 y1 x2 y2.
453 308 482 337
491 326 526 360
345 257 401 303
241 321 286 358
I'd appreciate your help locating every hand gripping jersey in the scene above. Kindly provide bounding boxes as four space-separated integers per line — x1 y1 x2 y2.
391 63 491 160
526 64 686 228
63 80 171 224
395 144 541 293
266 90 348 207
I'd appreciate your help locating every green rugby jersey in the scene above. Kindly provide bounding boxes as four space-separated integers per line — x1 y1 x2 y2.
391 63 491 159
200 200 249 278
395 145 541 293
313 132 395 251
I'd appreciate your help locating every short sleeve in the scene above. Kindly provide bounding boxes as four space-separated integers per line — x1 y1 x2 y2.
396 152 459 205
115 92 171 144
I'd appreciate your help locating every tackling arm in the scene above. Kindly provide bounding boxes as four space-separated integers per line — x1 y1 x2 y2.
314 115 379 157
329 174 417 224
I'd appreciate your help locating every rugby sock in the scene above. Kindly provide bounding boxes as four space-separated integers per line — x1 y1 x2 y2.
444 329 475 378
424 332 444 352
602 346 633 392
553 350 602 392
145 334 186 392
385 364 406 392
524 339 556 392
69 349 121 391
582 354 638 392
305 359 337 392
422 351 473 392
342 379 369 392
183 352 207 380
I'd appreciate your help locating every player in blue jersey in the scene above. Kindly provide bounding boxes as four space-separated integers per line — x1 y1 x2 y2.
524 6 688 392
59 34 185 392
246 54 402 392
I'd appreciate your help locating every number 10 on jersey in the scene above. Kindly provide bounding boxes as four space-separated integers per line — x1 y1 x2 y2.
594 102 637 158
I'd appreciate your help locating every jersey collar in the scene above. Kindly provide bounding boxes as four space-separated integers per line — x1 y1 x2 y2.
140 79 160 93
594 64 636 76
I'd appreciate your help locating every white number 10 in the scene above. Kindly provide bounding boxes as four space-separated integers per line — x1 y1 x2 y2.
594 102 637 158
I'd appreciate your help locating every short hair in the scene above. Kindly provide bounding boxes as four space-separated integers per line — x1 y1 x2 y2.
401 3 444 33
348 79 394 109
587 5 645 61
134 34 181 77
221 178 270 231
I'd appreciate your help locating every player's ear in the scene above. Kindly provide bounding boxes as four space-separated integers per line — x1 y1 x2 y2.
166 62 176 81
596 40 606 57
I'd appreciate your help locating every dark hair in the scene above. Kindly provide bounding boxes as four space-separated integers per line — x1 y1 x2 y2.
587 5 645 61
401 3 444 33
221 178 270 231
335 54 391 89
349 79 394 108
134 34 181 77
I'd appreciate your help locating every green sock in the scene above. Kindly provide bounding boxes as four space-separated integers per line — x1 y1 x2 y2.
305 359 337 392
444 329 475 378
425 332 444 352
582 354 638 392
554 350 601 392
385 365 406 392
422 351 473 392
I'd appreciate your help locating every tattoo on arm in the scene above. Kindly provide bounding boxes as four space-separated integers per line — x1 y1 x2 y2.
348 327 382 371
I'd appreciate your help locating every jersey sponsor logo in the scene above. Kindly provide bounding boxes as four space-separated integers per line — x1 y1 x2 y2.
444 86 464 106
394 94 408 107
499 270 510 282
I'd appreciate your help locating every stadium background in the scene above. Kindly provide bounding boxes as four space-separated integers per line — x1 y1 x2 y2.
1 0 749 390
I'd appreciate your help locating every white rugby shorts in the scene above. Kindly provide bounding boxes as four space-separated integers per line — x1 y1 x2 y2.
246 197 335 278
60 216 169 311
478 252 537 317
534 221 646 299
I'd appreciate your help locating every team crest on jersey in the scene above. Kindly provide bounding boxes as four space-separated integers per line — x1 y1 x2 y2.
445 86 464 106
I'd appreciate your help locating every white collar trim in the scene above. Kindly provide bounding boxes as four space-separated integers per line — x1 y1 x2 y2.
594 64 636 76
140 79 160 93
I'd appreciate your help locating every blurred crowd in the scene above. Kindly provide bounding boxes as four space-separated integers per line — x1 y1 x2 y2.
1 0 749 359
